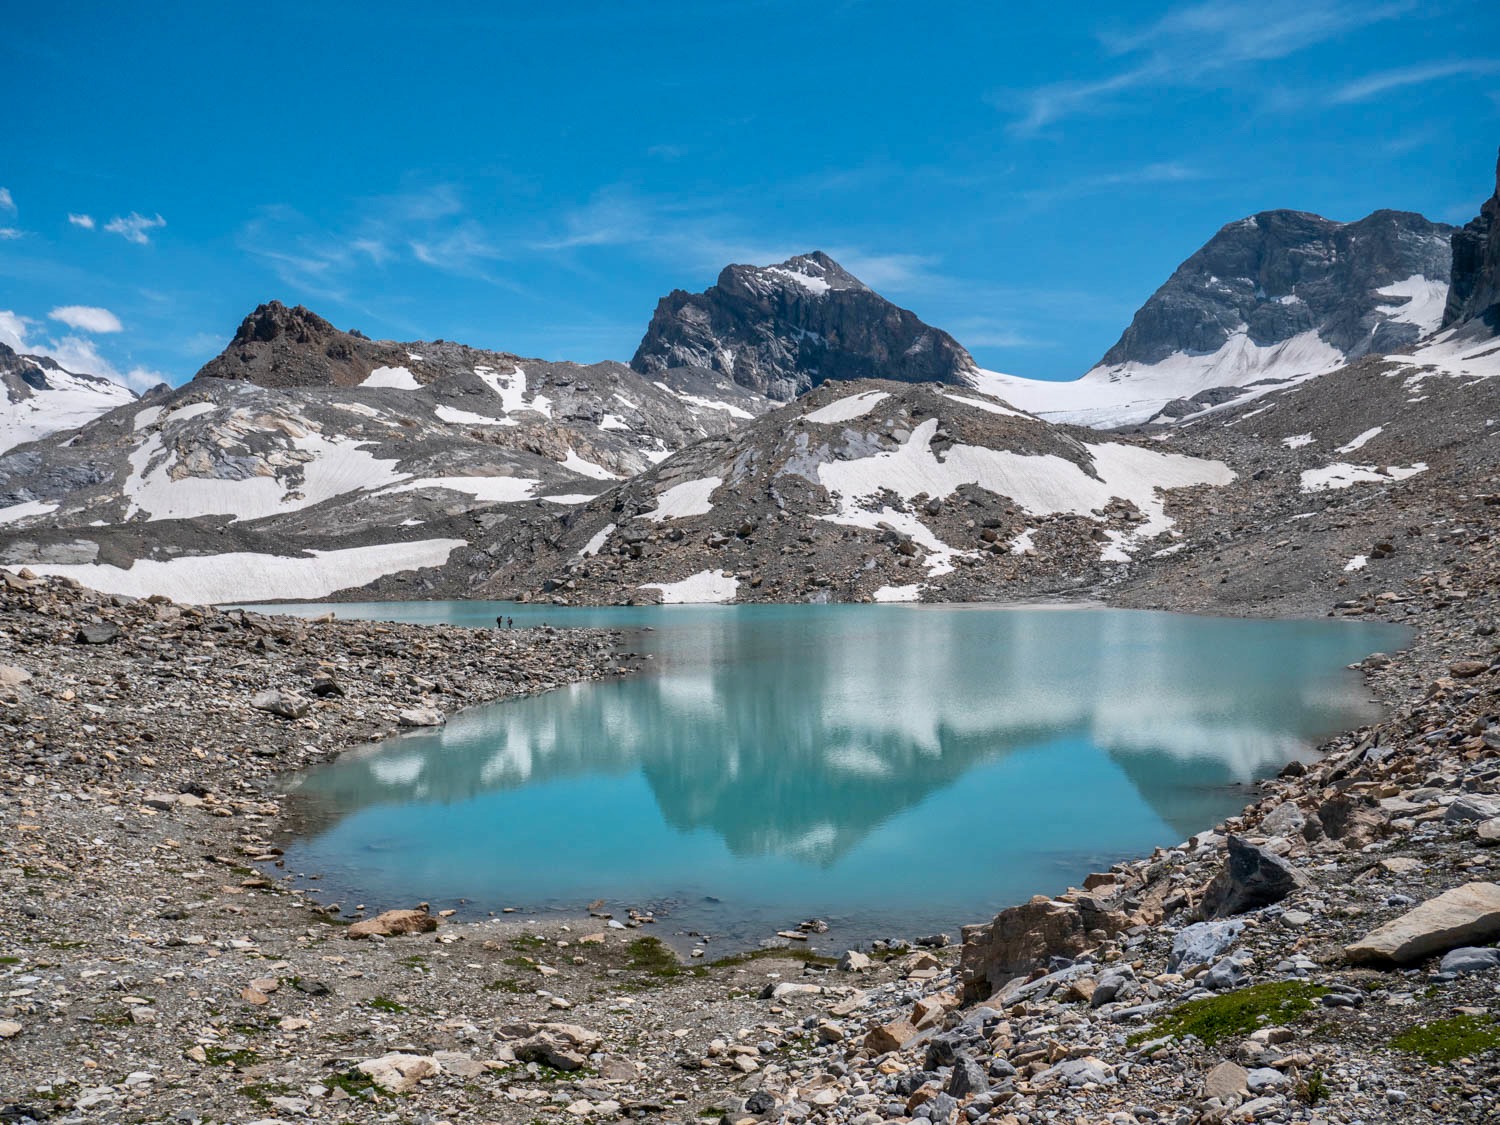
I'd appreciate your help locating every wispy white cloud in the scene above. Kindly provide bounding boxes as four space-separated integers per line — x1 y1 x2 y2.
0 310 33 351
0 228 22 241
1329 59 1500 104
0 188 13 213
999 1 1413 135
0 307 165 391
49 305 123 333
104 212 166 244
1023 162 1204 207
67 212 95 229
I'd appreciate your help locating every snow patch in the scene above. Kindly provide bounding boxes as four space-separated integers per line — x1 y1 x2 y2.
944 392 1030 419
640 569 739 604
765 266 831 295
578 523 617 558
1375 275 1448 334
805 391 891 424
1335 426 1383 454
873 583 921 603
1344 554 1368 572
25 539 466 604
641 476 721 522
361 365 420 390
1300 462 1428 492
560 450 622 481
0 499 60 525
1282 433 1314 449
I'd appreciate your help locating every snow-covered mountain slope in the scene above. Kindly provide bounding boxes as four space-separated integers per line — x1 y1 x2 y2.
472 379 1234 605
0 343 139 453
0 302 775 603
981 209 1455 427
631 251 977 400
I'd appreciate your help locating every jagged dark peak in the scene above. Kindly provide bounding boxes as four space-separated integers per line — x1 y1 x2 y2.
631 251 975 401
1443 146 1500 331
1095 206 1455 371
194 300 412 389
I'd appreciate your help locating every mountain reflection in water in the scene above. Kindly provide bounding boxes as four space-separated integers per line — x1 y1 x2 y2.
266 602 1404 943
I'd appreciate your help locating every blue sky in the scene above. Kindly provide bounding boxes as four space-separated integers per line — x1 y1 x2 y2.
2 1 1497 390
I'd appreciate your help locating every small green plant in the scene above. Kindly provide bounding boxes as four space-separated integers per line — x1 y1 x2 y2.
627 937 683 977
325 1070 383 1099
0 956 22 966
366 995 407 1014
484 977 527 993
510 934 548 951
1390 1014 1500 1064
1128 981 1330 1047
1297 1070 1328 1104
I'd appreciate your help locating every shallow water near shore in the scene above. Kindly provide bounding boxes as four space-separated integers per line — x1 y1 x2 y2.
260 601 1404 949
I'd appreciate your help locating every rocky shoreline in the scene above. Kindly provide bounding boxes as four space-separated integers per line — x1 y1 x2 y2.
3 520 1500 1124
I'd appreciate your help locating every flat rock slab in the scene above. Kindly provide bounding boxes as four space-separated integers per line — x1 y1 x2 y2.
1345 882 1500 964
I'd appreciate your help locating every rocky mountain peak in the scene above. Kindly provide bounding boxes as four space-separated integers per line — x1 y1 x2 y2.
631 251 974 400
1442 145 1500 331
1095 208 1455 375
195 301 395 389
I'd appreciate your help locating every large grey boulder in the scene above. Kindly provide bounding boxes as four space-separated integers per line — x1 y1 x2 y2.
1345 882 1500 965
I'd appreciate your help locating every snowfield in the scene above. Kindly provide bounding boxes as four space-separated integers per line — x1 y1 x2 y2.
804 390 891 424
641 476 722 521
25 539 466 604
815 419 1233 573
360 365 420 390
1 367 136 454
640 569 740 604
966 327 1347 428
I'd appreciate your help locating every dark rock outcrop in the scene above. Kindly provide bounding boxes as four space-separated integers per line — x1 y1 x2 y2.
1443 146 1500 330
1198 835 1309 918
1095 209 1454 372
631 252 975 400
194 301 412 389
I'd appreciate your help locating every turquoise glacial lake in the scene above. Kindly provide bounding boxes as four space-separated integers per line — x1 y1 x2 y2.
261 602 1404 949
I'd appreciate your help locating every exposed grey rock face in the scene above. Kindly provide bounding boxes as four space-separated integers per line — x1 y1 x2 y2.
631 251 976 400
1096 209 1454 372
0 342 139 454
1443 146 1500 331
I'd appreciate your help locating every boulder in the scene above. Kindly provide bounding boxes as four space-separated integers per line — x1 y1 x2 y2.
959 894 1127 1003
356 1053 440 1093
864 1018 919 1055
399 706 446 727
1445 795 1500 823
1168 919 1245 972
1479 818 1500 845
837 950 873 973
1199 836 1308 919
1204 1061 1249 1101
345 906 438 939
1438 946 1500 974
1258 802 1306 838
513 1024 602 1071
250 689 310 720
0 664 32 689
74 622 120 644
1345 882 1500 964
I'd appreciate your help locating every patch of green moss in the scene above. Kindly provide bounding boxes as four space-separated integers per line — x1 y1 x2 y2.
502 955 538 971
204 1046 259 1068
708 946 839 970
365 995 407 1014
0 956 22 965
1128 981 1330 1047
1390 1014 1500 1064
484 976 527 993
510 933 548 951
627 936 683 976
